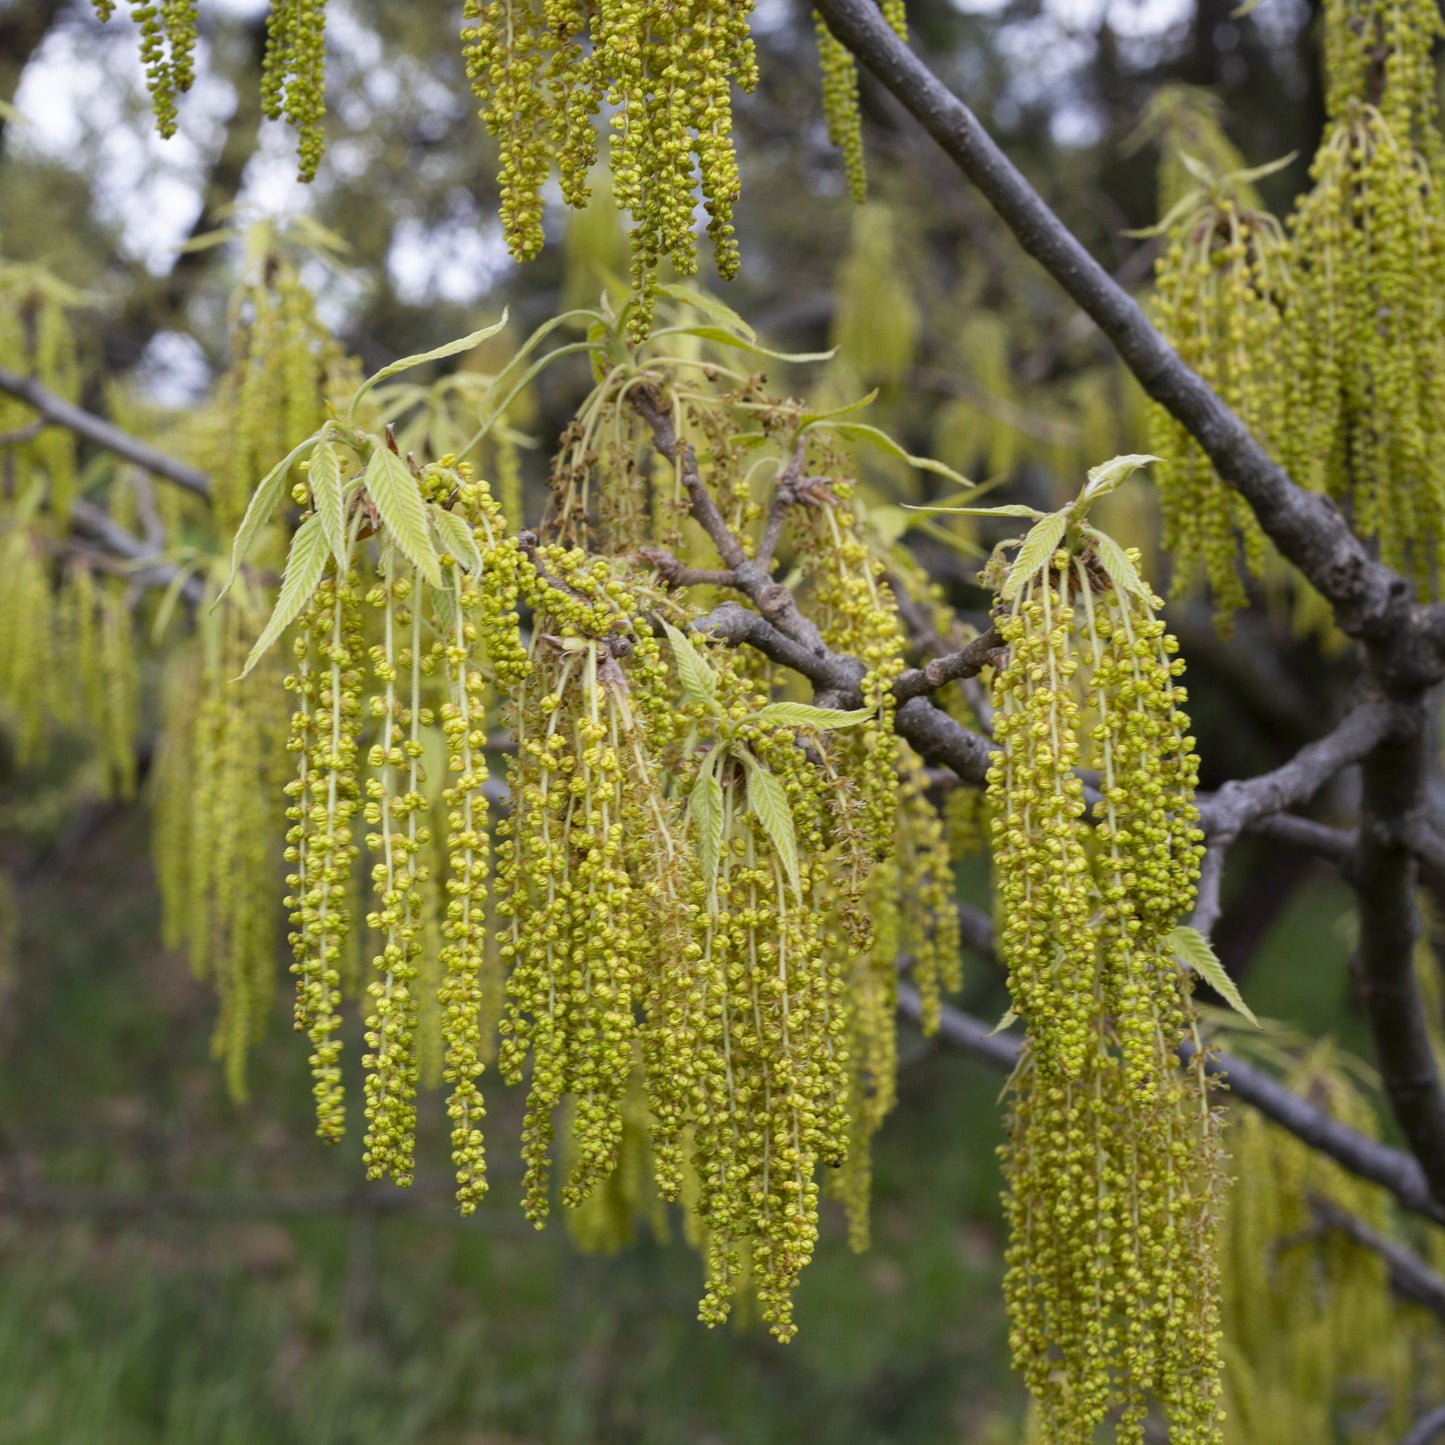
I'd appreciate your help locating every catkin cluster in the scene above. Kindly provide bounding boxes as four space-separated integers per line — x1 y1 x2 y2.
1219 1048 1423 1443
156 603 288 1099
815 1 907 201
986 535 1221 1441
1283 85 1445 592
212 246 352 532
1148 196 1285 628
462 0 757 332
215 321 966 1339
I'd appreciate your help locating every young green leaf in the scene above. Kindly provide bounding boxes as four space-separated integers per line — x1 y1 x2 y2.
365 446 442 587
743 754 801 898
1084 526 1150 600
810 420 974 489
662 620 719 710
655 282 756 342
309 439 347 564
688 763 726 917
1081 452 1159 503
431 576 460 642
431 506 485 576
218 434 318 604
902 502 1045 519
1000 511 1069 601
240 514 330 677
754 701 875 729
675 324 835 364
987 1006 1019 1037
796 388 881 429
347 313 509 423
1170 925 1261 1028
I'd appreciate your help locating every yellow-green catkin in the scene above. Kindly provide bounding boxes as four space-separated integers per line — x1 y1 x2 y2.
462 0 758 334
987 539 1221 1442
496 558 657 1222
814 0 906 201
284 561 364 1144
436 561 494 1212
1149 195 1285 629
91 1 200 138
662 712 848 1341
1219 1048 1425 1444
1284 0 1445 594
184 606 290 1100
360 559 433 1188
832 205 921 389
219 249 345 532
0 263 82 525
0 530 56 768
259 0 329 179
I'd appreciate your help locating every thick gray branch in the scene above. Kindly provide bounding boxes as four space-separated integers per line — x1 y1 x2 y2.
1353 700 1445 1202
899 986 1445 1226
1195 700 1402 844
1402 1403 1445 1445
70 499 204 607
0 364 211 500
811 0 1445 688
1307 1193 1445 1322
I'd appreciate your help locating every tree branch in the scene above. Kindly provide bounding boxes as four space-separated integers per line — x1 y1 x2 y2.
897 986 1445 1226
0 364 211 499
1353 700 1445 1202
1401 1403 1445 1445
68 499 205 607
894 626 1003 702
1307 1192 1445 1323
812 0 1445 688
1195 700 1402 845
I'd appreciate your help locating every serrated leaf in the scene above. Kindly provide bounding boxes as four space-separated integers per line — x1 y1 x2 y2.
1000 511 1069 601
902 502 1045 519
431 578 460 642
365 447 441 587
348 313 510 423
987 1006 1018 1037
754 701 875 729
431 506 485 576
743 754 801 898
240 514 330 677
1085 526 1150 600
656 283 757 342
662 620 718 710
309 439 346 564
1171 925 1261 1028
810 420 975 490
218 435 318 604
689 764 726 917
1082 452 1159 503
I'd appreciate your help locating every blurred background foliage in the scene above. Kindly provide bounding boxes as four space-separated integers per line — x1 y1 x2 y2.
1 0 1436 1438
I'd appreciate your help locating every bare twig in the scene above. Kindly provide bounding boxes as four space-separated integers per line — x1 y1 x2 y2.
0 364 211 500
1353 700 1445 1203
1401 1403 1445 1445
1195 700 1402 845
70 499 204 607
811 0 1445 692
1307 1192 1445 1322
896 987 1445 1226
894 626 1003 703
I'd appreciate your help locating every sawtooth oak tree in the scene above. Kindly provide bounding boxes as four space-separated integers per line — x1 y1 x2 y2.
6 0 1445 1438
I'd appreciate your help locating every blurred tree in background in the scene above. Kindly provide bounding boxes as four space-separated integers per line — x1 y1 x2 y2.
5 0 1445 1440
